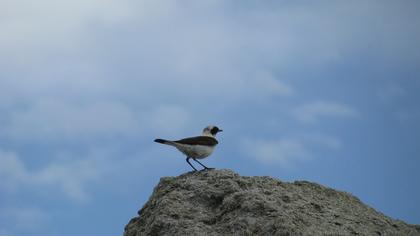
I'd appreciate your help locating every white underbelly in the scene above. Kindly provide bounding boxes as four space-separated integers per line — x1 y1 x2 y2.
175 144 215 159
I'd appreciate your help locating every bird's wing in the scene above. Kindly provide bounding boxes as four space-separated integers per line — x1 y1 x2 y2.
174 136 218 146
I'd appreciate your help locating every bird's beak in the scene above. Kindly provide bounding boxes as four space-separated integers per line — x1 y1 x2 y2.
218 129 223 132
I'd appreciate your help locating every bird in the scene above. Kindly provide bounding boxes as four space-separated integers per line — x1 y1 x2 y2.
154 125 223 171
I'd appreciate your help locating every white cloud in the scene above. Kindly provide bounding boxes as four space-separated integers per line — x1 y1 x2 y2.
2 99 195 143
141 105 192 137
250 72 294 97
4 100 140 142
292 101 358 124
0 150 27 193
32 156 108 201
0 0 135 56
5 0 417 112
0 144 176 203
242 134 341 167
0 149 111 202
242 138 309 167
0 206 49 231
0 146 174 235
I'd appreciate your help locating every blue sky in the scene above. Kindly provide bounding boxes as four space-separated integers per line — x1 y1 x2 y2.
1 1 420 235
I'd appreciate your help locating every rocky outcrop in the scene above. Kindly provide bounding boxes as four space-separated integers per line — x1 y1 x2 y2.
124 169 419 236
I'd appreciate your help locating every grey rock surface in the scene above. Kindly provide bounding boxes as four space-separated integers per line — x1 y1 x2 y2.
124 169 419 236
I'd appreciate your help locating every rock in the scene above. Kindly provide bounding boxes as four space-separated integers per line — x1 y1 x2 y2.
124 169 420 236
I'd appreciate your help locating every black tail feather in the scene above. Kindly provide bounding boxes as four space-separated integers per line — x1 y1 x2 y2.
154 139 169 144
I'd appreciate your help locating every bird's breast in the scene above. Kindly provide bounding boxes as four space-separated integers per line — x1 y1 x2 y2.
175 144 215 159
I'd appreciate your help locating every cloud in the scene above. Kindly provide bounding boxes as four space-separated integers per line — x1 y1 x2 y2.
0 206 49 231
0 149 111 202
242 134 341 168
32 155 109 201
0 205 52 236
0 1 419 235
250 72 294 97
5 0 418 113
5 100 139 141
142 105 192 137
2 98 194 143
292 101 358 124
242 138 309 167
0 150 26 193
0 143 177 203
0 145 172 236
0 0 296 108
0 0 135 56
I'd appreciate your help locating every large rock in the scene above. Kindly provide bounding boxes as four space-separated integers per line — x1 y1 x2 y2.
124 169 420 236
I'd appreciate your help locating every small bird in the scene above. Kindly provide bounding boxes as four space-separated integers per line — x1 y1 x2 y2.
154 125 223 171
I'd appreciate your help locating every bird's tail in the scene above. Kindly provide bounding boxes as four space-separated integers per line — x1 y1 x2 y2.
154 139 172 145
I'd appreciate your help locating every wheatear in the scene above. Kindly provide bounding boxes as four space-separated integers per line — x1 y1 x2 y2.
154 125 223 171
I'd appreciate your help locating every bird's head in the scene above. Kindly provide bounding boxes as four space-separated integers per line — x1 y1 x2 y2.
202 125 223 137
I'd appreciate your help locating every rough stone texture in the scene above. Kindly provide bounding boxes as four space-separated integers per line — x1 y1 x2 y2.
124 169 420 236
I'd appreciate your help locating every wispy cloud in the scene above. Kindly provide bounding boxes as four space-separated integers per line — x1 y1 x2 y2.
0 0 135 58
242 134 341 168
2 99 193 143
292 101 358 124
0 150 26 193
142 105 192 137
4 100 140 142
5 0 416 114
0 205 51 236
252 72 294 97
0 206 49 231
242 138 309 167
0 149 110 202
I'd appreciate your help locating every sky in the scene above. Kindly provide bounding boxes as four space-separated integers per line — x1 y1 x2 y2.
1 1 420 235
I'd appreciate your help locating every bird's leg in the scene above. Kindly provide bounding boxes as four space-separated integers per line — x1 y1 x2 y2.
186 157 197 171
193 158 214 170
